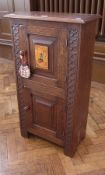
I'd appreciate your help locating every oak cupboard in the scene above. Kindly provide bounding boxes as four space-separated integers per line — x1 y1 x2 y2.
5 12 98 157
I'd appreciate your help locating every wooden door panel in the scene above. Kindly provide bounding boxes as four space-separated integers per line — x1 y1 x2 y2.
29 34 57 78
18 21 67 144
19 22 67 89
28 92 65 140
19 24 67 88
22 87 65 144
32 95 57 131
26 22 68 88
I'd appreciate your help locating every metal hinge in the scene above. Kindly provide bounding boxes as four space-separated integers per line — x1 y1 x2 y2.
66 39 69 47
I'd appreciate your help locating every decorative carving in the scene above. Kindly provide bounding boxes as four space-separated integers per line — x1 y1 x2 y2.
65 27 80 153
12 24 28 137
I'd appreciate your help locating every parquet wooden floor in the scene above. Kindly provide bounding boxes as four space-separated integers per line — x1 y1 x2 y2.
0 58 105 175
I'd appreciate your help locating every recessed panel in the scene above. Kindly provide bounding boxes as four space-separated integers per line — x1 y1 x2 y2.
35 44 48 70
32 95 57 131
28 34 57 78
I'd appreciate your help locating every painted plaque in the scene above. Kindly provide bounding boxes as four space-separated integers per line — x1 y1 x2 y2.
35 44 48 70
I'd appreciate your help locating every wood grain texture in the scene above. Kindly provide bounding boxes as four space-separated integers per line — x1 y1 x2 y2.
4 11 100 24
0 59 105 174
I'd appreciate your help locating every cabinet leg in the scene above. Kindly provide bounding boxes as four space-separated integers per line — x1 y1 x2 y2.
80 129 86 141
20 129 29 138
64 145 76 158
64 130 86 157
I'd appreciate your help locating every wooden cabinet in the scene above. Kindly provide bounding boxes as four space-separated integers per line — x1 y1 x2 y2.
5 12 98 157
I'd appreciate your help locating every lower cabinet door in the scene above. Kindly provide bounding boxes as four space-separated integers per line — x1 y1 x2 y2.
22 88 66 146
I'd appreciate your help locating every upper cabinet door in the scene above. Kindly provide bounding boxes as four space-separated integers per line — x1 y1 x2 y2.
20 21 68 90
18 21 68 93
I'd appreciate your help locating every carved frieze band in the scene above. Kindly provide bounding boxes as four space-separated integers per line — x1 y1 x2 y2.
12 24 26 134
65 27 80 152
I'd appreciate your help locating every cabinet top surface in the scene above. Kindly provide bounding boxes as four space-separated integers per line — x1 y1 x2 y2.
4 11 100 24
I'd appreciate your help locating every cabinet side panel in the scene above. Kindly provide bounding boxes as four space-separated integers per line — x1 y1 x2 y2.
65 21 97 157
78 21 97 141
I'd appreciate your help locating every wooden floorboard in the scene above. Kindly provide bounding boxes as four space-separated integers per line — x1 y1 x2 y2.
0 58 105 175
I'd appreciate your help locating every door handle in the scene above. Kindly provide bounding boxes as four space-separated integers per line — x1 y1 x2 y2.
19 50 27 64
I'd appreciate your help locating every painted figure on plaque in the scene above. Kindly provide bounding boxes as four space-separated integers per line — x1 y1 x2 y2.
35 45 48 70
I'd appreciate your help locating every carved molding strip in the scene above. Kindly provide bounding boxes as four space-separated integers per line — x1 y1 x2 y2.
12 24 26 135
65 27 80 153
